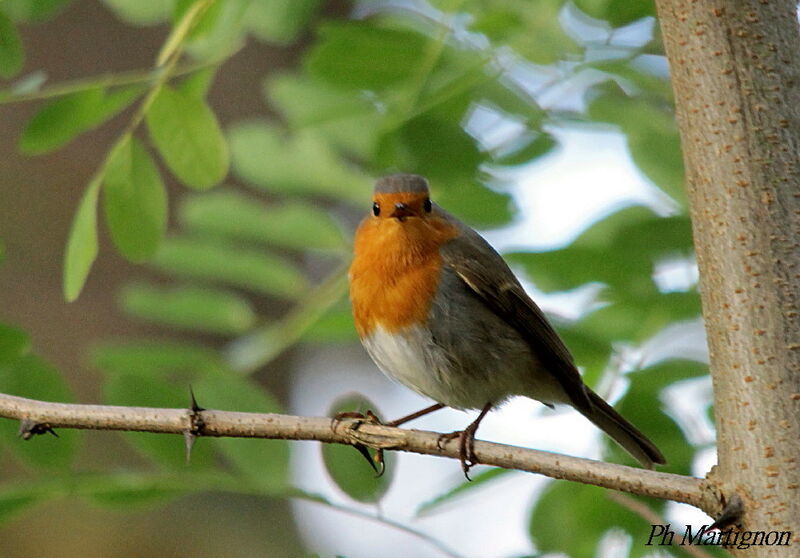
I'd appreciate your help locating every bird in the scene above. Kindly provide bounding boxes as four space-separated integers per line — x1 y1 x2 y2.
347 173 665 476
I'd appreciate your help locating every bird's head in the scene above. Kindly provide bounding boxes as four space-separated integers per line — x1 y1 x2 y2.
370 174 433 223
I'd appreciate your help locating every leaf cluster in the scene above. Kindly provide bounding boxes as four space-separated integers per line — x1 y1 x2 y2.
0 0 717 556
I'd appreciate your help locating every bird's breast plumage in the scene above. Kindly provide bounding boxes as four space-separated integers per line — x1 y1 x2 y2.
349 214 458 338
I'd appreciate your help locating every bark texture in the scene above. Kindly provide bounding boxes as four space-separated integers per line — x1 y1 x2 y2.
655 0 800 548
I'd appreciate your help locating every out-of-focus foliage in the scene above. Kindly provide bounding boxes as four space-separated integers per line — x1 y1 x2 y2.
0 0 711 556
322 394 395 503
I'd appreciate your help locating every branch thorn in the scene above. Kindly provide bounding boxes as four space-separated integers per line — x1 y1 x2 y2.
185 386 205 463
707 493 744 531
17 419 58 440
189 386 204 412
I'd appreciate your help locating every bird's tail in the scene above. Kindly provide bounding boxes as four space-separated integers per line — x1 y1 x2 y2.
579 387 666 469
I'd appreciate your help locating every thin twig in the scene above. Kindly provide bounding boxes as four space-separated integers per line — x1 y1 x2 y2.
0 391 718 516
304 498 464 558
224 266 350 373
0 45 240 105
607 492 721 558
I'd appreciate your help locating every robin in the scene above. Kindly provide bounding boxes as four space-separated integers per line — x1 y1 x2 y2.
347 173 665 476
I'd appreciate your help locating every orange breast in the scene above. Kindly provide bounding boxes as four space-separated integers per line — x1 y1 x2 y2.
349 215 458 337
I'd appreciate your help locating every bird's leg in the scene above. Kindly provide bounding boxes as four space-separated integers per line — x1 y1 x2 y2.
437 402 493 480
386 403 445 427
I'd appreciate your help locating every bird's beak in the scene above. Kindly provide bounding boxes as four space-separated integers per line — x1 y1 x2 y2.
391 203 414 220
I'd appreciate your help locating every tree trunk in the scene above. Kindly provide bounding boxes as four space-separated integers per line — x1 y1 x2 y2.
655 0 800 552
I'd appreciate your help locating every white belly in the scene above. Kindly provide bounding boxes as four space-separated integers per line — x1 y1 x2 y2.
362 324 454 402
361 323 569 410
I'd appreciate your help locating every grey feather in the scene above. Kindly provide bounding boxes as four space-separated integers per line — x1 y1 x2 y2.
433 205 666 468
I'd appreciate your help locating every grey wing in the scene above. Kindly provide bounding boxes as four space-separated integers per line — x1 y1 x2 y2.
435 208 592 413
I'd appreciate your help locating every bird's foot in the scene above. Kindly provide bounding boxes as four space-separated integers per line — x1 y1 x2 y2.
330 409 386 477
331 409 383 426
436 403 493 480
436 427 478 480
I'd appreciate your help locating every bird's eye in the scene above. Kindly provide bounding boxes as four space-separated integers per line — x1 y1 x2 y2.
423 197 432 213
372 202 380 216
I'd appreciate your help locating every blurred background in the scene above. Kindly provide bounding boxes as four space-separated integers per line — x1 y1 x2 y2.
0 1 717 557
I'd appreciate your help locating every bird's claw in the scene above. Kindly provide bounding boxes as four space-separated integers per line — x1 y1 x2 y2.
330 409 386 477
437 429 478 480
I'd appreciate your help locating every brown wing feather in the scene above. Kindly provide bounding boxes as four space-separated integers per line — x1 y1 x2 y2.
437 215 592 414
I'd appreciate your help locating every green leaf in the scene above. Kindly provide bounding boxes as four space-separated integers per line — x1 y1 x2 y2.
265 74 382 159
468 0 579 65
572 205 660 249
509 246 650 294
0 323 30 364
578 291 700 343
322 394 394 503
306 23 427 90
178 66 218 99
224 270 349 372
0 12 23 78
0 493 38 523
119 283 256 335
573 0 655 27
19 85 143 155
0 355 79 469
92 340 224 380
393 113 483 186
588 88 685 204
477 79 545 127
152 236 308 299
194 375 289 490
302 304 357 344
101 0 175 25
102 373 214 469
102 136 167 262
179 190 347 252
556 321 612 387
146 84 229 190
172 0 224 41
507 205 692 296
435 177 515 229
228 121 371 203
628 121 686 205
2 0 71 22
244 0 321 45
530 481 656 556
266 74 372 127
588 58 672 99
182 0 249 61
63 176 102 302
492 132 556 166
416 468 510 517
614 215 694 257
87 480 183 509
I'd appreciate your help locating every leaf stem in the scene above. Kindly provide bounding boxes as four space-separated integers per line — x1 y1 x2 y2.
302 497 465 558
384 0 466 130
224 265 350 374
0 46 238 106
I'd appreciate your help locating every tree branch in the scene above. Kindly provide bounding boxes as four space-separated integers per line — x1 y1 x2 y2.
0 392 719 515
